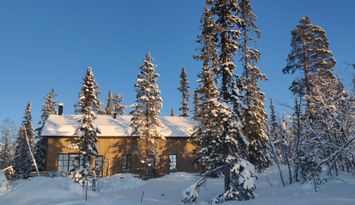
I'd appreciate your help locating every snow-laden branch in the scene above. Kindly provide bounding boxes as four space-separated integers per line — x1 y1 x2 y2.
317 137 355 172
182 166 223 204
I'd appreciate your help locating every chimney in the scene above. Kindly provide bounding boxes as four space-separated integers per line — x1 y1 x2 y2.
58 103 64 115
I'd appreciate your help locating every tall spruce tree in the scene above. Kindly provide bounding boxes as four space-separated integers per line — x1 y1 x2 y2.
74 68 101 182
35 89 57 171
75 69 104 115
209 0 256 201
208 0 244 100
193 66 220 171
22 102 35 154
185 1 257 203
130 52 163 177
13 102 35 179
194 8 219 83
193 6 221 172
238 0 270 173
193 8 218 121
13 127 31 179
178 68 190 117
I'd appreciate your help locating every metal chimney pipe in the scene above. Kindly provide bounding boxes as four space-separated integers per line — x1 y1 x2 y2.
58 103 64 115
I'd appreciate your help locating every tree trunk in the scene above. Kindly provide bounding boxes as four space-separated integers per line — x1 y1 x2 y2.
269 139 285 186
224 164 230 192
294 97 302 182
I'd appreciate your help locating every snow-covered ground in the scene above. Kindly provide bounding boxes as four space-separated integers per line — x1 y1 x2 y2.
0 166 354 205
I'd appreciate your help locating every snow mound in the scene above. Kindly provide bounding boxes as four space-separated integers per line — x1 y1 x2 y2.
0 167 354 205
100 173 144 192
0 177 83 205
156 172 197 181
68 182 83 196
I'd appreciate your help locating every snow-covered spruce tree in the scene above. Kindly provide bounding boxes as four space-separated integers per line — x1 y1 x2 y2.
227 77 257 201
185 1 257 203
193 7 218 121
178 68 190 117
194 8 219 83
186 67 256 203
283 16 336 118
112 92 125 115
13 102 35 179
23 102 35 152
238 0 270 173
74 67 101 183
192 6 222 172
105 90 125 116
13 127 32 179
130 52 163 178
208 0 244 100
193 90 201 120
75 69 104 115
210 0 257 201
192 66 220 172
0 119 16 170
105 90 114 115
34 89 57 171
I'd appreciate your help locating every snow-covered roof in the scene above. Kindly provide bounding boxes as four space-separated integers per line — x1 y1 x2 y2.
41 115 198 137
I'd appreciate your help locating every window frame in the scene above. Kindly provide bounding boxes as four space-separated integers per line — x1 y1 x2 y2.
57 153 103 174
168 154 177 171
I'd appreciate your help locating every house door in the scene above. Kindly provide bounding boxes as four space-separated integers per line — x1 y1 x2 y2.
146 156 155 178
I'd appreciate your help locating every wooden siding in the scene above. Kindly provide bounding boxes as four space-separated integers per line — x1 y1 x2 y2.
46 136 199 176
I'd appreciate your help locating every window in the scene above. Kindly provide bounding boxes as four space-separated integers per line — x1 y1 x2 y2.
58 154 69 172
58 154 99 172
121 154 131 171
58 154 81 172
169 154 177 171
68 154 80 171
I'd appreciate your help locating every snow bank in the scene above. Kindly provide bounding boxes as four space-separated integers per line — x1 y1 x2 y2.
0 177 84 205
99 173 144 192
0 167 354 205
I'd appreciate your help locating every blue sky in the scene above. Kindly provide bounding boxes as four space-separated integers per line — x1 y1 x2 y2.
0 0 354 127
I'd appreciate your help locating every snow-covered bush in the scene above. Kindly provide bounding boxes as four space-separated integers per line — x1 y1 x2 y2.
227 159 257 201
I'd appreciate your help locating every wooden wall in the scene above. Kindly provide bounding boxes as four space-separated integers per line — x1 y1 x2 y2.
46 136 199 176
